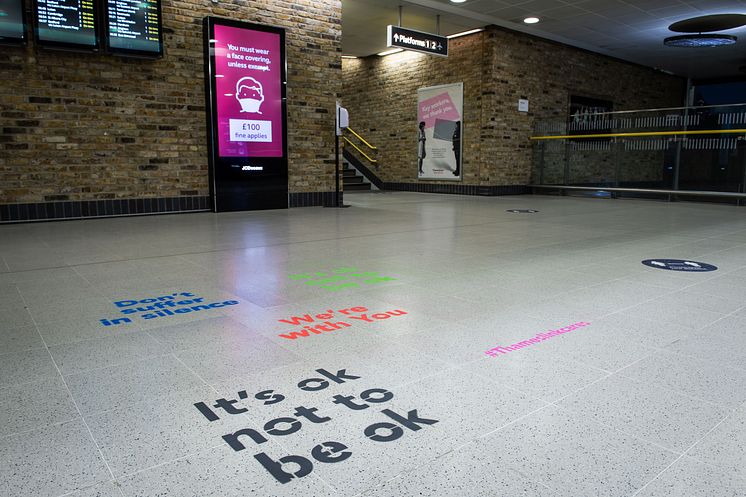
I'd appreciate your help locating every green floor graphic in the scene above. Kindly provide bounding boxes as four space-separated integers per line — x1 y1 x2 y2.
288 267 396 291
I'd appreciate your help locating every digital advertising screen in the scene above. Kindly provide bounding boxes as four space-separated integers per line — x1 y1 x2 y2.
105 0 162 57
34 0 99 50
211 23 284 158
204 17 288 212
0 0 27 44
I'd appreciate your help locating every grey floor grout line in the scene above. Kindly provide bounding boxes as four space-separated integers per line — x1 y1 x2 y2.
628 412 736 497
17 288 128 497
168 351 222 396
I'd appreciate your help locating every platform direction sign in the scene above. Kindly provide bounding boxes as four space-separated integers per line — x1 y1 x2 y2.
387 25 448 57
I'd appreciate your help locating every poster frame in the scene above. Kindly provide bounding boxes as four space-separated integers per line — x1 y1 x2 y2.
416 81 463 182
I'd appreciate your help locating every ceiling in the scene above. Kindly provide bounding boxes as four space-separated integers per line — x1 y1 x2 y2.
342 0 746 79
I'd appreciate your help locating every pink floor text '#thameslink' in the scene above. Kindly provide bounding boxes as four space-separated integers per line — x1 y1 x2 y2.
484 322 591 357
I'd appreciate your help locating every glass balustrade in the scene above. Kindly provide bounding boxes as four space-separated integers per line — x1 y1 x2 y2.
531 104 746 203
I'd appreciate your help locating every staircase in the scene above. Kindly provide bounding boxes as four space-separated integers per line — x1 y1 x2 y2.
342 161 372 191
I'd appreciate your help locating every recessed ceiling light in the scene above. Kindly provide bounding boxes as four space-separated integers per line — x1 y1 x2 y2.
523 17 540 24
664 34 737 47
447 28 484 39
450 0 467 3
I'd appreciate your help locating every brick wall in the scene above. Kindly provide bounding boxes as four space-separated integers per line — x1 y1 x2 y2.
342 25 685 193
0 0 341 221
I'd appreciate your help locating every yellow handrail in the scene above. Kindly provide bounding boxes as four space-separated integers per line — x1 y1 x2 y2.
343 137 378 163
530 129 746 140
346 127 377 150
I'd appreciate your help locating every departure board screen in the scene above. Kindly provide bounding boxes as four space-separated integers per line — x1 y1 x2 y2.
34 0 98 49
105 0 162 57
0 0 27 44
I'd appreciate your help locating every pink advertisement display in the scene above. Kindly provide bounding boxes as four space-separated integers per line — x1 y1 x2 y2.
213 24 283 158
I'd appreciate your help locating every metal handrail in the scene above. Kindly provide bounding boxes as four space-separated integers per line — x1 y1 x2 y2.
563 102 746 117
343 137 378 163
531 129 746 141
346 127 377 150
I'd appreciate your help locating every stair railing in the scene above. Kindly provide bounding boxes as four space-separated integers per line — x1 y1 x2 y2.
343 127 378 167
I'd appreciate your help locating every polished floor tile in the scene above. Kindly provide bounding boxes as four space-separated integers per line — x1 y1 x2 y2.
0 420 111 497
556 373 729 453
2 193 746 496
466 405 677 497
688 402 746 480
0 375 80 438
619 350 746 409
634 456 746 497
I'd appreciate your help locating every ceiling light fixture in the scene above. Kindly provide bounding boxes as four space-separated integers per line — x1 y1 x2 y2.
447 28 484 39
663 34 737 47
523 17 540 24
450 0 467 3
341 55 358 59
377 48 404 56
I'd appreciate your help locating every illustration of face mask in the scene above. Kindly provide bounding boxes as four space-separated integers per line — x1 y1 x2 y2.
236 76 264 113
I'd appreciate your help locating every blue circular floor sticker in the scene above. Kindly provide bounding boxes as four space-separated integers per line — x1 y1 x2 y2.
641 259 718 272
507 209 539 213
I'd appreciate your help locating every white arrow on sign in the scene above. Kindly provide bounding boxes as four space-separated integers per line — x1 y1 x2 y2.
651 261 666 267
394 33 400 42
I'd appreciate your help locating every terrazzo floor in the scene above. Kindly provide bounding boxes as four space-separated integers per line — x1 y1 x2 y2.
1 192 746 497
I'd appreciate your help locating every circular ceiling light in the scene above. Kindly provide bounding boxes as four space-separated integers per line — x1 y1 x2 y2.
523 17 540 24
669 14 746 33
450 0 467 3
664 34 737 47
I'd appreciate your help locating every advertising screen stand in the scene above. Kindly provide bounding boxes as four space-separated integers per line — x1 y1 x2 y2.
203 17 289 212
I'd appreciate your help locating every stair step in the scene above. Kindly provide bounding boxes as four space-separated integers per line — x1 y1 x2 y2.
345 182 372 191
343 176 364 184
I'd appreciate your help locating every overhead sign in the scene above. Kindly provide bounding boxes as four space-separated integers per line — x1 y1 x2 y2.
387 25 448 57
641 259 718 272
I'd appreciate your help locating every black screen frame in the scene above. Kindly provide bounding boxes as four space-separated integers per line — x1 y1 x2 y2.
0 0 28 45
203 16 289 212
104 0 163 58
33 0 100 52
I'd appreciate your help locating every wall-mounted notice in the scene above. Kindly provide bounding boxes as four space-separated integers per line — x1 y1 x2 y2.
0 0 27 44
105 0 163 57
417 82 463 181
204 17 288 212
35 0 99 50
